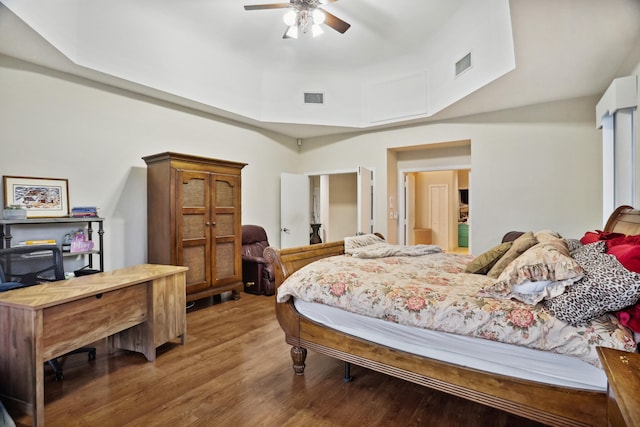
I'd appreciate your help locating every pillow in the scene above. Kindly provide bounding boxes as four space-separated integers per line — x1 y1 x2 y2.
464 241 512 274
512 280 573 303
606 234 640 249
496 240 584 286
534 230 562 242
607 244 640 273
512 280 555 294
615 303 640 333
344 233 385 253
565 238 583 254
543 241 640 324
487 232 537 279
478 239 583 305
501 231 524 243
479 279 573 305
579 230 624 245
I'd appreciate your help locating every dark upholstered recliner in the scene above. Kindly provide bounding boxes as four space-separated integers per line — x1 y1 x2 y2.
241 225 275 296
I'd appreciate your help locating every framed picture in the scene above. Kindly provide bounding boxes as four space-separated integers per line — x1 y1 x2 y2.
3 176 70 218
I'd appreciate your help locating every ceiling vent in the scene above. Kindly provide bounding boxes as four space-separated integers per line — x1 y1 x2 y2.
304 92 324 104
455 52 472 77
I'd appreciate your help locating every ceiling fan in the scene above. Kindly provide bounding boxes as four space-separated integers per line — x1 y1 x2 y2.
244 0 351 39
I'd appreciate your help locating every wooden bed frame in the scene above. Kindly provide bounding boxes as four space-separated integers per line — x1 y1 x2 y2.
263 205 640 427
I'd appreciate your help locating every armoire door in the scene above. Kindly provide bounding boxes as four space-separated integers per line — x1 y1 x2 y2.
176 169 213 295
212 173 242 288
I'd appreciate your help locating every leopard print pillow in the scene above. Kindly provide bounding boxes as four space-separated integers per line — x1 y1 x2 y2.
565 238 583 254
543 241 640 324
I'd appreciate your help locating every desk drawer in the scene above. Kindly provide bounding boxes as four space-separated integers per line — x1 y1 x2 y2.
42 284 147 360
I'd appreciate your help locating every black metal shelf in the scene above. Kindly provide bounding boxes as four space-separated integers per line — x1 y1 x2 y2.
0 217 104 271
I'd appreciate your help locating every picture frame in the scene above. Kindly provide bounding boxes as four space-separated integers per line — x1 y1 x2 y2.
3 176 70 218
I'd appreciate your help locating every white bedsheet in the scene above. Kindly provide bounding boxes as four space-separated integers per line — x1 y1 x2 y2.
293 298 607 391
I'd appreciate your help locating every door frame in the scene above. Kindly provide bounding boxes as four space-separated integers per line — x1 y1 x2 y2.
307 167 375 237
280 167 376 248
398 164 471 250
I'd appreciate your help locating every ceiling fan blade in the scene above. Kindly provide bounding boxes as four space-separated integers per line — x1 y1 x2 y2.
244 3 291 11
320 9 351 34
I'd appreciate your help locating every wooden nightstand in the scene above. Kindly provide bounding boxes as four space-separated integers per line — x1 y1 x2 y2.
597 347 640 427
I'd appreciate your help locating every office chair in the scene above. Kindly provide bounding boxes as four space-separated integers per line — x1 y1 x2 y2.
0 245 96 380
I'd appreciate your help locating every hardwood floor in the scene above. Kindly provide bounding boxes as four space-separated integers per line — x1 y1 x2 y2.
8 293 547 427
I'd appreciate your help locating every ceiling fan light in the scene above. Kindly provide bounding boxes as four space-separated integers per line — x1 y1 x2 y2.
285 25 299 39
312 24 324 37
283 10 297 26
312 9 325 25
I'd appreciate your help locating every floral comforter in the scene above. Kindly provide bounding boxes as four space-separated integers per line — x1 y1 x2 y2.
276 252 637 368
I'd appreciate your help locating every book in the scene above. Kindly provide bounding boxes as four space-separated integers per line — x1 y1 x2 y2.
72 206 97 212
71 212 98 217
71 206 98 217
16 239 57 246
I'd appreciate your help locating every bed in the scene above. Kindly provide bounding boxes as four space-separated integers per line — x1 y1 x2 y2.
263 205 640 427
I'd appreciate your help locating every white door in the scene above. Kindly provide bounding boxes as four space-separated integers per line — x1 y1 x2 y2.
429 184 449 250
280 173 310 248
357 167 373 234
404 173 416 245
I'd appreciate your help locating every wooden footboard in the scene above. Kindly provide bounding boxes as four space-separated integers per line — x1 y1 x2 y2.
264 242 606 427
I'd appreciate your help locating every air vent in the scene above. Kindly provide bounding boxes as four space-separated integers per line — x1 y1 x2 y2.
304 92 324 104
455 52 472 76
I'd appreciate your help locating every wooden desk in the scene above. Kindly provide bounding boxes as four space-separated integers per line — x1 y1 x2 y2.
597 347 640 427
0 264 188 426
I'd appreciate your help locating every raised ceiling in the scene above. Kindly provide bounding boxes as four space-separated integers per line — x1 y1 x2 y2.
0 0 639 139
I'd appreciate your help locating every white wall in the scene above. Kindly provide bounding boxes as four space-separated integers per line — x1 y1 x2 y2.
297 97 604 253
0 55 299 271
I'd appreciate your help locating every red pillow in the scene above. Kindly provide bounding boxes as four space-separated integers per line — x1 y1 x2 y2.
608 244 640 273
615 303 640 333
580 230 625 245
607 234 640 249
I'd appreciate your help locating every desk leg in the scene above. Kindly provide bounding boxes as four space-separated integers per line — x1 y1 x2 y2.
110 325 156 362
34 359 45 427
33 310 45 427
111 273 186 360
0 306 45 426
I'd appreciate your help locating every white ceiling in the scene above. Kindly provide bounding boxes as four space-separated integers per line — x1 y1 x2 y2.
1 0 639 139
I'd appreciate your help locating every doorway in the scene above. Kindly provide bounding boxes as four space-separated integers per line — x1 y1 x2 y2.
402 169 470 253
280 167 373 248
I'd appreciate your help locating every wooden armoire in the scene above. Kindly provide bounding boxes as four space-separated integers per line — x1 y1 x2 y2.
143 152 247 302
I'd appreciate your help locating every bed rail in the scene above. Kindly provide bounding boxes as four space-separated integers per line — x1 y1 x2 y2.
264 240 345 287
